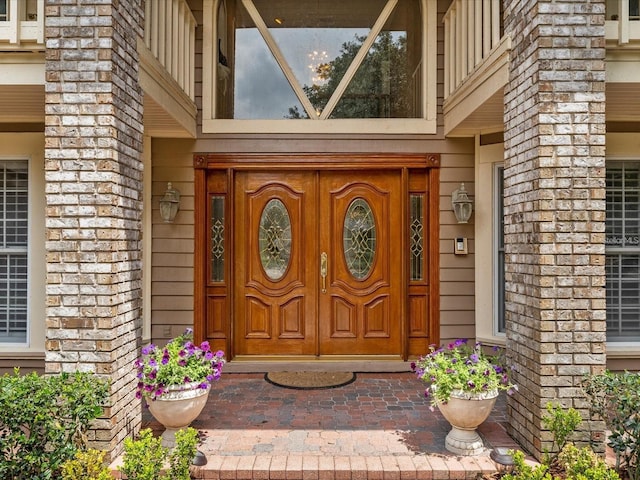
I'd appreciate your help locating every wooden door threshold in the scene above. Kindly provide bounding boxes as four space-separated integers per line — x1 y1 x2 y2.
225 356 412 373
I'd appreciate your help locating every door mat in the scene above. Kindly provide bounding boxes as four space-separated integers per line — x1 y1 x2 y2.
264 371 356 390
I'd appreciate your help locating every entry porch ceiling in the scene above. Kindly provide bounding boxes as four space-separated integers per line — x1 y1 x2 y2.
443 82 640 137
0 86 195 138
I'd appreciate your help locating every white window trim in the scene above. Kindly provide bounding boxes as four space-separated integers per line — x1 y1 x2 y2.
201 0 437 134
475 139 505 346
0 133 45 353
605 155 640 350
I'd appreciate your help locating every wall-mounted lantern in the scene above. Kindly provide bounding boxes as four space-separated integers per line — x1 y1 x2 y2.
451 182 473 224
159 182 180 223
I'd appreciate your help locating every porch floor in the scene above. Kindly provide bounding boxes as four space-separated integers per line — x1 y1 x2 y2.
114 372 521 479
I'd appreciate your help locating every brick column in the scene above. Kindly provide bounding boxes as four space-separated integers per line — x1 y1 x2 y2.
44 0 144 457
503 0 607 458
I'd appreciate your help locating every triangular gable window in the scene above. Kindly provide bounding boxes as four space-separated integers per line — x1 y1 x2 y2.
204 0 436 133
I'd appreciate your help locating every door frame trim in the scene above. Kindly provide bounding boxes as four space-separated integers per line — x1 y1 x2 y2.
193 153 440 361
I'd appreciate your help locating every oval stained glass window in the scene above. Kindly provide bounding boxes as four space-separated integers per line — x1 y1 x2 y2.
259 199 292 280
343 198 376 279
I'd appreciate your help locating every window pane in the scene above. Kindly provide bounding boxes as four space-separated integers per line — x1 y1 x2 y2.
0 160 28 344
232 6 305 119
343 198 376 279
220 0 422 120
330 0 421 118
496 166 505 334
410 194 424 281
606 162 640 341
259 199 292 280
0 1 7 21
210 196 225 282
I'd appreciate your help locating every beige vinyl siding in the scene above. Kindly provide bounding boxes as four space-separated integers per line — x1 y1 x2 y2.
150 138 197 343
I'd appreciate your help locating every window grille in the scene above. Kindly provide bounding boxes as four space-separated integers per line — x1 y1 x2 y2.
0 160 28 343
606 162 640 341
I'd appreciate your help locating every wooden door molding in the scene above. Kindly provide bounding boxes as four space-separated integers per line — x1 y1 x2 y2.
193 153 440 360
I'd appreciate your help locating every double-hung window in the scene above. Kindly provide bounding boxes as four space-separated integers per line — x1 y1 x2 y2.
0 160 28 344
606 161 640 341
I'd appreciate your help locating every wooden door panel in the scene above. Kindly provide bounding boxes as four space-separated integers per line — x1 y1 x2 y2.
319 172 402 355
234 172 317 355
363 296 390 337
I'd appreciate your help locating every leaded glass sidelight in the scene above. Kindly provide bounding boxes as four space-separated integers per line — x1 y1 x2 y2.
259 199 292 280
210 196 225 282
343 198 376 279
410 194 424 281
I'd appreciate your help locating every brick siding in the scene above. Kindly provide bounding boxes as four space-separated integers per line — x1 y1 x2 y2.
503 0 607 458
44 0 145 458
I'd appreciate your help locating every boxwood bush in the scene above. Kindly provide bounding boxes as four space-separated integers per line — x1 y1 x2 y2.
0 369 109 480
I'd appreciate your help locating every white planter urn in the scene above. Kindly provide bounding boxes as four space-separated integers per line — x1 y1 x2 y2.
147 383 210 448
436 389 498 455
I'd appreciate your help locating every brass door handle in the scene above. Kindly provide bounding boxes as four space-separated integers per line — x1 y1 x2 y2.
320 252 327 293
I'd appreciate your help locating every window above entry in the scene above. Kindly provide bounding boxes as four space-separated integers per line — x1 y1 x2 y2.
202 0 437 134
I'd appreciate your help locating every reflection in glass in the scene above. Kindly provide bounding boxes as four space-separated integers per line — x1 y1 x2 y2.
343 198 376 279
210 196 225 282
331 0 421 118
220 0 421 119
233 29 305 119
259 199 292 280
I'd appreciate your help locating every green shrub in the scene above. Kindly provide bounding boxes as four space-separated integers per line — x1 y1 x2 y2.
0 369 109 480
502 401 618 480
119 427 200 480
168 428 199 480
60 449 112 480
541 402 582 461
583 370 640 480
559 443 620 480
120 429 167 480
502 444 620 480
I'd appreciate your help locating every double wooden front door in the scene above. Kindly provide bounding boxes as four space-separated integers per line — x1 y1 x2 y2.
234 171 401 356
194 153 440 360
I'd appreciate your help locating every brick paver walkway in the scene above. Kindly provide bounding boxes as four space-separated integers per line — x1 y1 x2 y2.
125 372 521 479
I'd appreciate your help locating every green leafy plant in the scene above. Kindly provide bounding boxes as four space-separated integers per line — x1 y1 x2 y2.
558 443 620 480
411 339 517 408
135 328 226 401
542 402 583 461
0 369 109 480
168 428 199 480
583 370 640 480
61 449 112 480
120 427 199 480
120 428 167 480
501 445 619 480
501 401 618 480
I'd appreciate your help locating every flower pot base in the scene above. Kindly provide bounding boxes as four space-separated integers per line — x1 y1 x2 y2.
445 426 486 456
160 426 180 449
